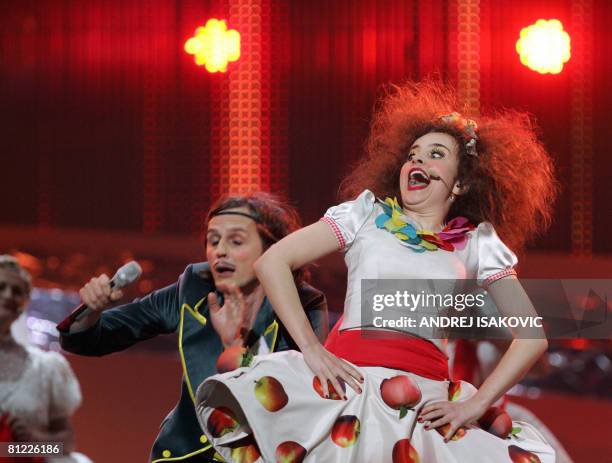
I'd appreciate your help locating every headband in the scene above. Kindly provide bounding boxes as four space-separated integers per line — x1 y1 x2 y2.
211 210 261 223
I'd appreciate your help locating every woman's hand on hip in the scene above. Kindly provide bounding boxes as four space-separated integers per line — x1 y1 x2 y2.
418 397 488 442
301 341 364 399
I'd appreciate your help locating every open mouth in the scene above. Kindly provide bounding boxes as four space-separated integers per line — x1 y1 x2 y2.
407 168 431 190
213 261 236 278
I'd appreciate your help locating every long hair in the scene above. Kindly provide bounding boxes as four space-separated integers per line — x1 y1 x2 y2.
340 80 558 252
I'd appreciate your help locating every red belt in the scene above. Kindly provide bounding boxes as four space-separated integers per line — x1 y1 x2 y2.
324 321 449 381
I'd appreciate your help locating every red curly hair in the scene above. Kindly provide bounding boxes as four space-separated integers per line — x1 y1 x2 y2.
339 80 558 252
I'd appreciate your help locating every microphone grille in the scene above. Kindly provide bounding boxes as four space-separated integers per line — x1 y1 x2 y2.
112 261 143 288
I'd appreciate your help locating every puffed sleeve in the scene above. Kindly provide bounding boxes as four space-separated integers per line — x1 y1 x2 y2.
46 351 82 420
319 189 376 250
476 222 518 288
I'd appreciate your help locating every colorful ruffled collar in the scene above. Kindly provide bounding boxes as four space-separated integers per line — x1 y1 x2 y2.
375 197 475 253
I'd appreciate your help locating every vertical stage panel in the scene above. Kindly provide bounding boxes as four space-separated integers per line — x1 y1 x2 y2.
569 0 593 257
211 0 281 198
417 0 448 79
455 0 481 116
268 0 289 197
228 0 263 194
142 0 168 233
209 0 231 200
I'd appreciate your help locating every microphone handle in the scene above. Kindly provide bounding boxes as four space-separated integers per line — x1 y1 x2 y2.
56 279 118 333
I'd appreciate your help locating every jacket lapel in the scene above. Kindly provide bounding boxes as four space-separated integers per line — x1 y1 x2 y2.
179 289 282 403
179 296 224 403
250 297 280 352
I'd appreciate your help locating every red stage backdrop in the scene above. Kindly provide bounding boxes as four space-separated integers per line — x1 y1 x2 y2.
1 0 611 252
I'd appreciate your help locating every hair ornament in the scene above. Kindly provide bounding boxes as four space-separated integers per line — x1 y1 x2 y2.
438 112 479 157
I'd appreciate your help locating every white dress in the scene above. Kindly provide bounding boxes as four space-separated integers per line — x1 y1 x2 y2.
0 343 90 463
195 190 555 462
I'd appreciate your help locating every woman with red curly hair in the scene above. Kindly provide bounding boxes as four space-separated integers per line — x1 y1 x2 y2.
195 81 557 462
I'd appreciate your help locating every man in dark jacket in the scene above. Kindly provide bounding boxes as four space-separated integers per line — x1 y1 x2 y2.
58 193 328 462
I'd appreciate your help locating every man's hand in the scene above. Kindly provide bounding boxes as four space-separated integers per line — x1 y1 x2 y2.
208 283 252 349
79 274 123 311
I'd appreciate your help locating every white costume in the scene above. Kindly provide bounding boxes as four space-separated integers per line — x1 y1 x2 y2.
0 342 90 463
195 190 555 462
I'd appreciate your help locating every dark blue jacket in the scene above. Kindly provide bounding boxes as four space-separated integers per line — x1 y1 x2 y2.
60 262 328 462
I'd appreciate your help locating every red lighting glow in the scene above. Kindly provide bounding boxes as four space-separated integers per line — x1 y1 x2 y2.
184 19 240 73
516 19 571 74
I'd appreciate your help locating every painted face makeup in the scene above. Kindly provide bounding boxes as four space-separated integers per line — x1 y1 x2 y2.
399 132 461 210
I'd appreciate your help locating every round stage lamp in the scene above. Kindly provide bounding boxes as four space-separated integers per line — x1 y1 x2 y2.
184 19 240 73
516 19 570 74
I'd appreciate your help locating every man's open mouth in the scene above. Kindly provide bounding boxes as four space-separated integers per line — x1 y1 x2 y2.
214 262 236 277
407 168 431 190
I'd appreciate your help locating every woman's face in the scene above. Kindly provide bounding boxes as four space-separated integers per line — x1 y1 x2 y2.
205 207 264 290
0 268 29 328
399 131 461 212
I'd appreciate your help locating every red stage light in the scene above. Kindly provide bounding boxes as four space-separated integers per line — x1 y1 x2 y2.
516 19 570 74
184 19 240 73
569 338 588 350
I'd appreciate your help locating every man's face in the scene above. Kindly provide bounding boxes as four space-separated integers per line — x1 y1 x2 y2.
205 207 264 290
0 268 29 327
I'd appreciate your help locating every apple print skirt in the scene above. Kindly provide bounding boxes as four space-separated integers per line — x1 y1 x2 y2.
195 350 555 462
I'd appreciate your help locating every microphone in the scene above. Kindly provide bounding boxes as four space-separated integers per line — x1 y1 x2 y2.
429 174 454 193
56 261 143 333
109 261 143 289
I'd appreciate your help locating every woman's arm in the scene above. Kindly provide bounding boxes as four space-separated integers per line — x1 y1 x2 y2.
255 221 337 348
419 276 548 440
254 221 363 397
469 276 548 407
